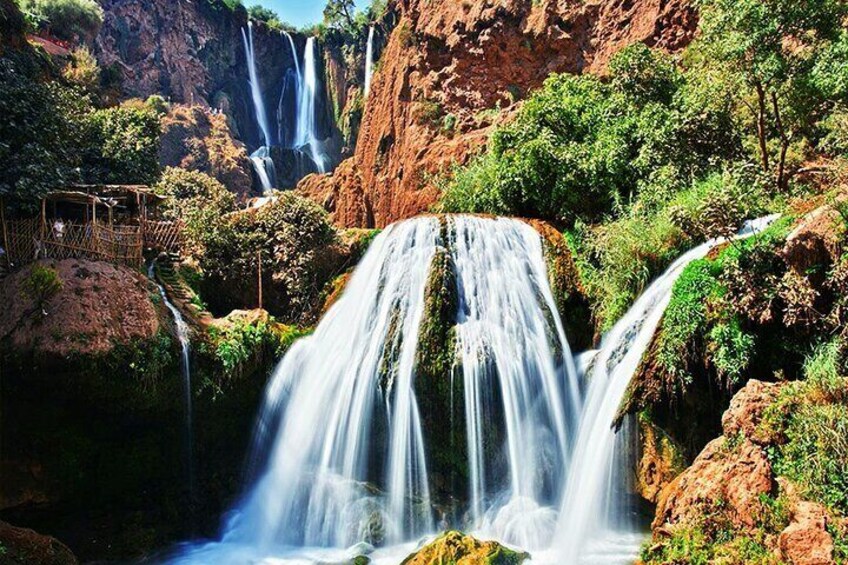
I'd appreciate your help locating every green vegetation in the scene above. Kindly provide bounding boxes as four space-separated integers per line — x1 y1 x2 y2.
0 33 162 208
20 263 63 312
439 0 848 333
16 0 104 43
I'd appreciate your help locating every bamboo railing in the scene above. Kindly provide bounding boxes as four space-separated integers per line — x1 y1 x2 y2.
5 218 144 268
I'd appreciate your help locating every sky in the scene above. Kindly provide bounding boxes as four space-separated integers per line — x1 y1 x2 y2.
256 0 368 29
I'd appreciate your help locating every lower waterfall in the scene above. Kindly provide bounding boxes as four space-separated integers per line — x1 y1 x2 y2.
169 215 777 564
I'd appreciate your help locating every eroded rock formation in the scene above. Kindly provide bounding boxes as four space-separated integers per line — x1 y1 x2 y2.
299 0 697 228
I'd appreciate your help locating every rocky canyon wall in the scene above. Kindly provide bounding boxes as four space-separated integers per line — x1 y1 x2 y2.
299 0 697 228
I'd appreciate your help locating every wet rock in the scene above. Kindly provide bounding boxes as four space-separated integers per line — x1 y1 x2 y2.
0 520 77 565
637 417 686 504
400 531 529 565
778 501 835 565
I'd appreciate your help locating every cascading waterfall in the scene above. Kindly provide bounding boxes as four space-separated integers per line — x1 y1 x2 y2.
364 26 375 97
295 37 328 173
242 22 272 146
552 214 780 563
148 262 194 509
169 214 778 565
243 22 277 190
451 217 579 551
278 32 302 148
249 146 277 194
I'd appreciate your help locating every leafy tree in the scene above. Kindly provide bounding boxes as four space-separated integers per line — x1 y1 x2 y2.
82 102 162 185
17 0 104 43
323 0 356 31
441 44 739 225
695 0 848 189
0 52 91 207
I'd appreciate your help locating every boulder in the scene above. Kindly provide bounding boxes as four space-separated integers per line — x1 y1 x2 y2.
653 436 774 530
0 520 77 565
721 379 782 445
782 205 843 273
401 531 529 565
778 502 835 565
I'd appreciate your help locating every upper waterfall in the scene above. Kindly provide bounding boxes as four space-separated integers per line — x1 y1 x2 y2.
295 37 328 173
364 26 375 97
241 22 272 147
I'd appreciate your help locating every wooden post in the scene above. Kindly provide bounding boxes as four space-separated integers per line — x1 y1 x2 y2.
0 196 10 268
257 250 263 311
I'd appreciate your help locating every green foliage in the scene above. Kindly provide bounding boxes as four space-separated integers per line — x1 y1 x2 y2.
440 44 741 224
83 102 161 184
62 45 100 96
0 52 90 206
17 0 104 42
694 0 848 187
708 318 756 386
21 263 63 310
200 193 337 320
205 317 308 389
154 167 236 258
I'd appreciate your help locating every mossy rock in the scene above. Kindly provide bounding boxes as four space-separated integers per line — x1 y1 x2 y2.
401 531 529 565
413 246 467 502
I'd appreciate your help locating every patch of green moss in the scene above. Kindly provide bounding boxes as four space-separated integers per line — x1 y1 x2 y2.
414 246 465 499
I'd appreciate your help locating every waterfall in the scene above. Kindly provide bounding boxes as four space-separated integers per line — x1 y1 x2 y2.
295 37 328 173
242 22 272 147
278 32 301 148
249 147 277 193
168 214 778 564
364 26 375 97
452 217 579 551
553 214 780 563
148 262 194 511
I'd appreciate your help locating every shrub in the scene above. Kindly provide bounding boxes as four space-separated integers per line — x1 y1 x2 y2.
153 167 236 258
18 0 104 43
200 193 338 321
21 264 63 313
82 102 161 184
62 46 100 96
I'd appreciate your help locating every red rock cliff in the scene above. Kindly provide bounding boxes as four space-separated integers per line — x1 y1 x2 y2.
299 0 696 228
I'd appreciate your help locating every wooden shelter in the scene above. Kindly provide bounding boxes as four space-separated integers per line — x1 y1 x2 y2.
0 185 183 272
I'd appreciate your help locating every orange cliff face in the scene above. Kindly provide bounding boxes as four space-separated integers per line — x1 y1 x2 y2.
298 0 697 229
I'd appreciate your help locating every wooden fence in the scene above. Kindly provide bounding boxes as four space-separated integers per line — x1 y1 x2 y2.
143 220 183 253
4 219 183 270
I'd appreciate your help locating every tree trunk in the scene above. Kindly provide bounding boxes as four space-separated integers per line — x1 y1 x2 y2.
755 82 770 174
771 91 790 191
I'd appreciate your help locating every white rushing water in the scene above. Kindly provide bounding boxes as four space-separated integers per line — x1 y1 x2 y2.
169 214 778 565
364 26 375 98
148 262 195 507
294 37 328 173
551 214 780 563
452 217 579 551
249 147 276 193
242 22 272 147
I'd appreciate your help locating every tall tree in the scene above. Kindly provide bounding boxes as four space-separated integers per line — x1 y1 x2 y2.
696 0 848 189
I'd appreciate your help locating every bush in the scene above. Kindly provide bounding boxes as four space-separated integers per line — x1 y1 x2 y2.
82 102 162 184
21 264 63 313
18 0 104 43
153 167 236 258
200 193 338 321
440 44 740 225
62 46 100 96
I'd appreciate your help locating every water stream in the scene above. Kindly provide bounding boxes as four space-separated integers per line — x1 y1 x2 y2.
294 37 328 173
148 261 195 514
169 215 778 564
364 26 375 98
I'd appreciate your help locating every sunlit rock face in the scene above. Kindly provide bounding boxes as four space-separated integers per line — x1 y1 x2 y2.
298 0 698 228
